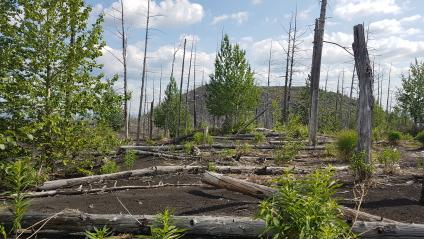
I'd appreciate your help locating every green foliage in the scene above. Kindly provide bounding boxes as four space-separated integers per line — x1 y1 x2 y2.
207 162 217 172
183 141 195 154
1 160 36 231
257 168 355 239
219 149 237 158
137 209 186 239
85 226 112 239
325 143 337 157
274 140 303 164
100 159 118 175
275 114 308 140
350 152 374 181
123 150 137 169
336 130 358 161
236 143 252 156
0 225 6 239
0 0 123 170
387 131 401 145
193 132 213 145
377 148 401 174
154 77 192 137
253 131 266 144
416 131 424 146
206 34 260 132
398 60 424 128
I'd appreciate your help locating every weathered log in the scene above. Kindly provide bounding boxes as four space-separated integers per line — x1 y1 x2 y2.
133 150 194 160
121 144 326 151
0 209 420 238
201 171 397 223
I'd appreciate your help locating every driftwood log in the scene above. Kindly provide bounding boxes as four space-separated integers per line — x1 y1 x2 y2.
0 208 422 238
201 171 398 223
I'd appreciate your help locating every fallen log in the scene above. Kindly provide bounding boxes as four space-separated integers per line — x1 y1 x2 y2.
120 144 326 151
202 171 398 223
0 209 421 238
132 150 195 160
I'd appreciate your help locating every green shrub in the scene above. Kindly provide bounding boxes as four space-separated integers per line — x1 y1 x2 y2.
219 149 237 158
275 114 308 139
85 226 111 239
257 168 355 239
0 225 6 239
416 131 424 146
400 132 414 141
193 132 213 145
124 150 137 169
253 131 266 144
138 209 186 239
274 140 302 164
325 143 337 157
183 141 195 154
336 130 358 161
207 162 217 172
350 152 374 181
387 131 401 145
100 159 118 174
377 148 401 174
236 143 252 156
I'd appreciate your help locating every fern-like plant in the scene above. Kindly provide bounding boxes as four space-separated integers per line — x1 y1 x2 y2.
85 225 111 239
137 209 186 239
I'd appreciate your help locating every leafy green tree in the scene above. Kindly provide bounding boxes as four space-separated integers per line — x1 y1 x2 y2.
154 78 191 137
0 0 122 168
206 34 260 132
398 59 424 132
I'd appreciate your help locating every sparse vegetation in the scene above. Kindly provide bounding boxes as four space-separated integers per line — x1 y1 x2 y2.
137 209 186 239
416 130 424 146
253 131 266 144
387 131 401 145
350 152 374 181
336 130 358 161
274 140 302 164
85 226 112 239
123 150 137 169
377 148 401 174
193 131 213 145
100 159 118 174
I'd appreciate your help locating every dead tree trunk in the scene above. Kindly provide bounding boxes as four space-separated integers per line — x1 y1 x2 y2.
265 41 273 128
340 68 345 128
286 8 298 119
282 16 293 123
193 45 198 129
185 38 195 131
136 0 150 143
177 38 187 138
386 63 392 113
120 0 129 139
324 68 329 92
308 0 327 146
352 24 374 168
347 65 356 128
149 101 154 139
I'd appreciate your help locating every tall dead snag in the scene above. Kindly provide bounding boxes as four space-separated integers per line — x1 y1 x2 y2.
120 0 129 139
352 24 374 168
286 7 298 119
136 0 150 143
282 15 293 123
347 65 356 128
193 45 198 129
185 38 194 131
265 41 273 128
149 101 154 139
386 63 392 113
308 0 327 146
177 38 187 138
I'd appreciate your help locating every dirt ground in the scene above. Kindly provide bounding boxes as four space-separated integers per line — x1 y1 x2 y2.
22 138 424 225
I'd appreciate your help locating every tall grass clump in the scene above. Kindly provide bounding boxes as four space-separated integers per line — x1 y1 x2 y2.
336 130 358 161
193 131 213 146
257 168 355 239
416 131 424 147
387 131 401 145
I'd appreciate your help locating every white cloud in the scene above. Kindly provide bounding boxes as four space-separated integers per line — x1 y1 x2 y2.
400 14 422 23
369 18 420 36
103 0 204 28
251 0 262 5
334 0 401 20
211 12 249 25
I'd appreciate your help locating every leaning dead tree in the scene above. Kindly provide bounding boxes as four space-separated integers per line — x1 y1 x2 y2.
308 0 327 146
352 24 374 170
136 0 151 143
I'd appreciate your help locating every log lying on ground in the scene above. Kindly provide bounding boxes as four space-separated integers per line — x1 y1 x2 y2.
202 171 398 223
132 150 194 160
0 208 422 238
37 165 293 191
120 144 326 151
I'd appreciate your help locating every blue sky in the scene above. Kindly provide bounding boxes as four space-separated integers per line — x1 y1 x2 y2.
85 0 424 114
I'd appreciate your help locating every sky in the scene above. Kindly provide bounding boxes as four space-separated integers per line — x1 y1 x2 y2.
85 0 424 114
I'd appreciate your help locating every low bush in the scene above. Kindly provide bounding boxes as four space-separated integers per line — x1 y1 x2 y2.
123 150 137 169
183 141 195 154
274 140 303 164
193 131 213 145
140 209 186 239
100 159 118 174
416 131 424 146
336 130 358 161
325 143 337 157
207 162 217 172
275 114 308 140
257 167 355 239
350 152 374 181
219 148 237 158
85 226 111 239
387 131 401 145
253 131 266 144
377 148 401 174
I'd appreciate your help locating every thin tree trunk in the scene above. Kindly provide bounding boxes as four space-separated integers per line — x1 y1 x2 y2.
185 39 194 131
324 68 329 92
149 101 154 139
177 38 187 138
143 75 148 138
335 72 340 125
286 7 298 119
353 24 374 171
120 0 129 139
159 65 162 105
136 0 150 143
308 0 327 146
347 65 356 128
386 63 392 113
265 41 272 128
193 45 198 129
340 68 345 127
282 15 293 123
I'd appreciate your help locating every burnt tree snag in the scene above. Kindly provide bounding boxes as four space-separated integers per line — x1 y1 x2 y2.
308 0 327 146
352 24 374 169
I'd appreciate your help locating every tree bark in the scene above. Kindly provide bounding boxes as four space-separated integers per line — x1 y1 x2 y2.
177 38 187 138
352 24 374 166
308 0 327 146
282 15 292 123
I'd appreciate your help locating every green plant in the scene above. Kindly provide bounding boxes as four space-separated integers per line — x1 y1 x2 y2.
336 130 358 161
275 114 308 140
183 141 195 154
219 148 237 158
85 225 112 239
325 143 337 157
274 140 302 164
350 152 374 181
236 143 252 156
193 132 213 145
124 150 137 169
377 148 401 174
207 162 217 172
257 168 355 239
253 131 266 144
387 131 401 145
0 225 6 239
100 159 118 174
416 131 424 146
1 160 36 232
137 209 186 239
